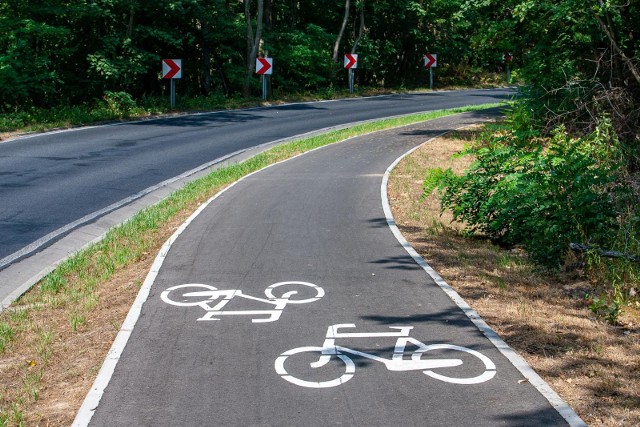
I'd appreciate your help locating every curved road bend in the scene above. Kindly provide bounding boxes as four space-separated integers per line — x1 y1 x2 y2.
82 110 579 426
0 89 514 266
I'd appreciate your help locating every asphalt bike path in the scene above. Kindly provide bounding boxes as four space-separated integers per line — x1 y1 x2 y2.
80 110 580 426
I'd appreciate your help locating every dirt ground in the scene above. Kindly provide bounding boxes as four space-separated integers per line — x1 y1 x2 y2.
1 126 639 425
387 127 640 426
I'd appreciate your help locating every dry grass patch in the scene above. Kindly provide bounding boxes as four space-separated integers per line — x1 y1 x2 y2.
0 219 183 426
388 126 640 427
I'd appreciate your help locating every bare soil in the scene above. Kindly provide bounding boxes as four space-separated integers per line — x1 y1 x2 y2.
1 126 638 426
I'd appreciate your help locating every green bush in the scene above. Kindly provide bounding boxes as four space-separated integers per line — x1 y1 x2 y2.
424 114 630 267
100 91 138 118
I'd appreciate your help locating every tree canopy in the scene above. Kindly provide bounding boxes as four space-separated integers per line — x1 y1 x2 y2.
0 0 638 143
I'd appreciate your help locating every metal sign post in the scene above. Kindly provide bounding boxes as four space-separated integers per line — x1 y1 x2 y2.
349 69 354 94
256 57 273 100
424 54 437 90
262 75 268 100
344 54 358 94
170 79 176 110
162 59 182 110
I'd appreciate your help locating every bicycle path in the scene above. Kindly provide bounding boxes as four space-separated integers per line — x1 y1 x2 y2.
78 110 583 426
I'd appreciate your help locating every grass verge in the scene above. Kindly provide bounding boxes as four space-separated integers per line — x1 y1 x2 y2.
0 103 504 425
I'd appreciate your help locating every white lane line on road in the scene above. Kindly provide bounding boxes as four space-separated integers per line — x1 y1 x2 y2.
380 130 587 427
71 162 246 426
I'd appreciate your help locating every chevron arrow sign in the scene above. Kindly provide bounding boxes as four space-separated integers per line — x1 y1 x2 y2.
162 59 182 79
424 54 437 68
344 54 358 69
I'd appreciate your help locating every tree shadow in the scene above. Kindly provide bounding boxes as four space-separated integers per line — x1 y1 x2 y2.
369 255 422 271
128 103 326 128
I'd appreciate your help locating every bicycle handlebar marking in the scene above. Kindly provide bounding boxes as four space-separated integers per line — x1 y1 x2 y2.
275 324 496 388
160 281 324 323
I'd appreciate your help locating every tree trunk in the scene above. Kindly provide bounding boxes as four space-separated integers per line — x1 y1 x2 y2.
244 0 265 97
332 0 350 62
200 19 212 95
126 5 135 39
351 0 365 54
595 2 640 88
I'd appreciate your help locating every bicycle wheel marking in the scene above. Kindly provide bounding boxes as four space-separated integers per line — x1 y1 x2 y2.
160 281 324 323
275 347 356 388
275 324 497 388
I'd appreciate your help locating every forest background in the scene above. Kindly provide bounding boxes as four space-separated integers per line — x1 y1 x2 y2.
0 0 633 113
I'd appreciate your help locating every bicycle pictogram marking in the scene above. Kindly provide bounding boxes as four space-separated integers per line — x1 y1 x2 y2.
161 281 324 323
275 323 496 388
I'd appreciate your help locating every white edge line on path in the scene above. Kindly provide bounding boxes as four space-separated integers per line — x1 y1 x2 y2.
380 131 587 427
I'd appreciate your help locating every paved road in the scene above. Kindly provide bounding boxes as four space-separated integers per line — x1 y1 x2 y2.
82 111 579 426
0 89 513 268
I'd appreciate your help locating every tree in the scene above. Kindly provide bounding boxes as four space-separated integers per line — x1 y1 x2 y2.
244 0 265 96
332 0 350 61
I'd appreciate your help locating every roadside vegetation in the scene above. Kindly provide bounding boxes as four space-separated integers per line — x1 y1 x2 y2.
424 104 639 323
389 127 639 426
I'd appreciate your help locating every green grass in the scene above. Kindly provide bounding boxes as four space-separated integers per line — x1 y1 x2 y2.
0 322 15 353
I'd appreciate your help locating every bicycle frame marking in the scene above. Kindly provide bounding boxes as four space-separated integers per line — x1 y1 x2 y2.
275 323 496 388
160 281 324 323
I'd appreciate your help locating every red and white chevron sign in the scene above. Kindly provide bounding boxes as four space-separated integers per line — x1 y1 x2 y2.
424 54 437 68
162 59 182 79
344 54 358 69
256 57 273 75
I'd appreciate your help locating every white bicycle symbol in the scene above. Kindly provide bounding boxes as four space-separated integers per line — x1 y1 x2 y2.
275 323 496 388
160 281 324 323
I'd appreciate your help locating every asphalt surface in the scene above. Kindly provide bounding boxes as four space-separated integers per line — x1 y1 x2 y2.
0 89 513 267
85 110 573 426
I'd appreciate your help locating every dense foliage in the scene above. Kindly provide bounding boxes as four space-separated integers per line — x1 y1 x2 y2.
0 0 520 110
424 111 630 267
1 1 638 122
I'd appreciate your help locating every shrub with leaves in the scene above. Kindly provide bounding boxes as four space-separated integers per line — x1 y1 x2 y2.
101 91 138 118
424 116 630 267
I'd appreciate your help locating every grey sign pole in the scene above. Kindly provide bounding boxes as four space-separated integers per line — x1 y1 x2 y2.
162 59 182 110
349 69 354 94
429 68 433 90
170 79 176 110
